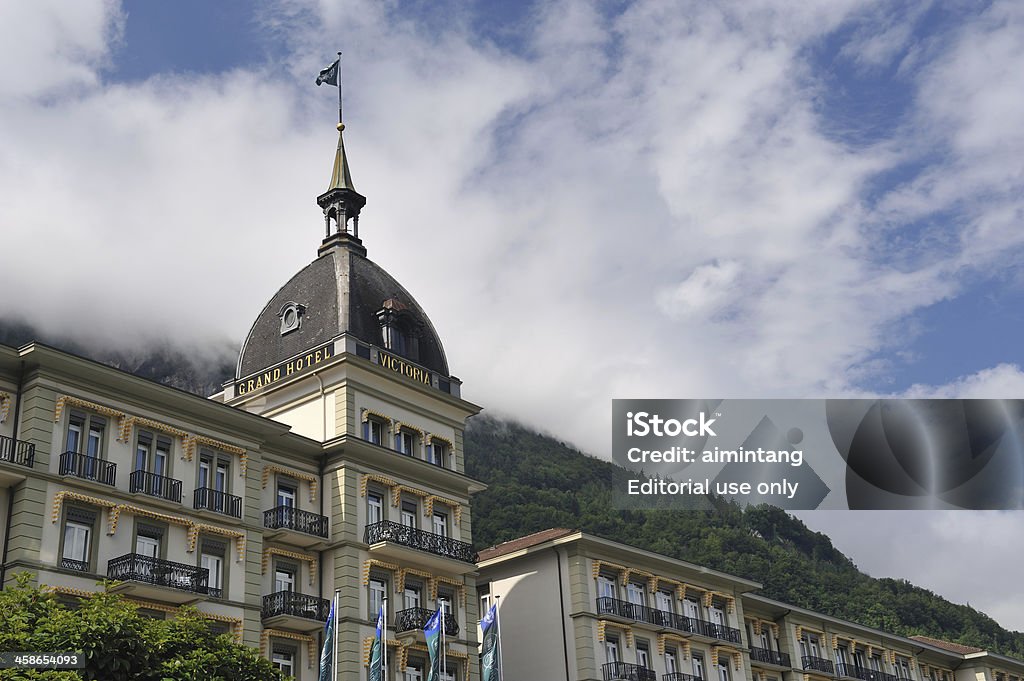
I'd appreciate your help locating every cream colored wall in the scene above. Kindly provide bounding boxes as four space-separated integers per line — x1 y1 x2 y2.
266 396 328 441
484 550 575 681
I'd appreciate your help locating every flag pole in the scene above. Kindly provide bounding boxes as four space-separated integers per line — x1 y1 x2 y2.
440 599 447 679
342 51 350 124
331 589 340 681
382 595 388 676
494 595 505 681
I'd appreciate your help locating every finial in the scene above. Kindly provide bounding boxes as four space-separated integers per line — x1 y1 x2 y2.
338 123 345 131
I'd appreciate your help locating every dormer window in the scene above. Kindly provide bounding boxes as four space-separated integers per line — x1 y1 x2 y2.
278 302 306 335
376 298 419 361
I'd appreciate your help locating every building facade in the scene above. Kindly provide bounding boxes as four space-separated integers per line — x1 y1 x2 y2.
0 117 483 681
477 529 1024 681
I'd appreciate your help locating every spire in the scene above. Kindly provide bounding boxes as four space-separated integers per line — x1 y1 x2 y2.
314 52 367 255
328 123 357 192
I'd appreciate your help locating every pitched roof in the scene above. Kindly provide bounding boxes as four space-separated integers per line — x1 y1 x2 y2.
476 528 575 562
910 636 985 655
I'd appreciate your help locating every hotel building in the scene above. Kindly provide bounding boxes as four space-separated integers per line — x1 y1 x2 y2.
0 116 483 680
477 529 1024 681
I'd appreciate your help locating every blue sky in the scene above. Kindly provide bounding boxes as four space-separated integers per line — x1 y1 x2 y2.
2 0 1024 630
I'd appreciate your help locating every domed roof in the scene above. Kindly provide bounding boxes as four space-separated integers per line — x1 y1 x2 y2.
236 238 449 380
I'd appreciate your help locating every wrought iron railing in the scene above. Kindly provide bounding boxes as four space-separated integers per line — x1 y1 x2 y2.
364 521 475 564
60 557 90 572
107 553 209 595
129 470 182 503
603 662 657 681
0 435 34 468
595 597 741 643
59 451 116 485
262 591 331 621
394 607 459 636
750 647 791 667
803 656 835 674
837 665 897 681
264 505 328 538
664 674 703 681
194 487 242 518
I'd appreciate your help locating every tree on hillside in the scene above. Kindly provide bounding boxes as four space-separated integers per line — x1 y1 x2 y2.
0 573 287 681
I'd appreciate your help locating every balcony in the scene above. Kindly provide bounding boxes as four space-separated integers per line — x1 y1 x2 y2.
395 607 459 637
664 675 703 681
364 521 476 569
603 662 657 681
837 665 898 681
193 487 242 518
0 435 34 468
264 506 329 548
803 656 835 674
262 591 331 632
107 553 208 604
750 647 791 667
59 451 116 486
594 597 741 643
129 470 182 503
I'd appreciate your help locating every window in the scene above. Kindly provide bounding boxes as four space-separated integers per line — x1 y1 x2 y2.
683 596 701 620
597 575 616 599
368 492 384 525
626 582 645 607
605 637 619 664
363 418 384 445
666 649 679 675
277 480 296 508
275 565 296 593
802 635 821 659
693 654 705 680
396 429 417 456
370 577 387 619
404 583 421 610
404 661 424 681
200 538 226 598
134 430 171 476
479 585 491 615
401 500 417 528
432 511 448 537
896 658 913 680
278 301 305 335
718 661 731 681
61 507 95 572
438 589 454 623
136 524 163 559
66 410 106 458
198 450 230 493
708 601 727 627
636 640 651 669
655 589 673 614
272 646 295 675
427 441 447 467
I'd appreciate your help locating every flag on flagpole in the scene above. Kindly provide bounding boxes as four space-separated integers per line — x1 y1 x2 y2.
318 598 336 681
480 604 501 681
369 603 385 681
424 608 443 681
316 58 340 86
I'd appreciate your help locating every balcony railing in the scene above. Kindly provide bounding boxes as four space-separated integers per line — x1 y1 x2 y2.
803 656 835 674
60 557 90 572
59 451 116 486
837 665 897 681
750 647 791 667
193 487 242 518
664 675 703 681
0 435 34 468
264 506 328 538
394 607 459 637
364 521 476 564
262 591 331 621
595 597 742 643
107 553 209 595
603 662 657 681
129 470 182 503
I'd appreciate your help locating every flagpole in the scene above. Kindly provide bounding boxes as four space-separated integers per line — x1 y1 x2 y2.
331 589 340 681
342 51 350 124
439 599 447 679
494 595 505 681
382 595 388 677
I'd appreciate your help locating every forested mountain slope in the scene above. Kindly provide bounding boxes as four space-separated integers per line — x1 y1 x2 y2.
465 415 1024 656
